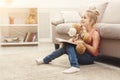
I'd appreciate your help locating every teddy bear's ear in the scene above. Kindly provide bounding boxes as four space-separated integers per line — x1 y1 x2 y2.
68 27 77 37
29 8 37 15
73 23 82 34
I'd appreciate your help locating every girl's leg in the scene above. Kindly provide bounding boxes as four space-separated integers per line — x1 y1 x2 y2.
65 44 79 68
43 46 66 64
76 51 95 65
63 44 80 74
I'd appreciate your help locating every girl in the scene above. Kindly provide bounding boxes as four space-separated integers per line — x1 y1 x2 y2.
35 9 100 74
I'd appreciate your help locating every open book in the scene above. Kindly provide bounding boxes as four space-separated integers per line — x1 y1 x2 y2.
56 38 76 45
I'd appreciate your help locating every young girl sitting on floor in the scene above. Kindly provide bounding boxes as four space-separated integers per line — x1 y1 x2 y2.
35 8 100 74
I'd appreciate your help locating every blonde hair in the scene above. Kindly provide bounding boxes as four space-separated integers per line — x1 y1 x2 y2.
86 7 100 26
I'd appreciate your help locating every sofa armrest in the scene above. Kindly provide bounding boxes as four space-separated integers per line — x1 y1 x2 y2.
51 13 64 25
51 18 64 25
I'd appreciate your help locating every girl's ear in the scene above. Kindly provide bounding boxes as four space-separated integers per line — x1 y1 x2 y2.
89 19 95 26
89 19 93 22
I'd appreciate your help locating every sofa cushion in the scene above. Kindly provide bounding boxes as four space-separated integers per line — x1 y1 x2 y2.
56 23 76 35
51 13 64 25
61 11 81 23
91 2 108 22
99 23 120 39
101 1 120 23
79 2 108 22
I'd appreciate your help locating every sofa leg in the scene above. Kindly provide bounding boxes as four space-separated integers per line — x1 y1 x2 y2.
54 44 59 50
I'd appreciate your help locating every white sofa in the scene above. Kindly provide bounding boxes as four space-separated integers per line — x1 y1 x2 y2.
51 1 120 58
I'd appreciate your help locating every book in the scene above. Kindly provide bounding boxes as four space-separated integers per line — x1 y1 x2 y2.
27 32 37 42
23 32 29 42
56 38 76 45
4 37 20 43
24 32 37 42
24 32 30 42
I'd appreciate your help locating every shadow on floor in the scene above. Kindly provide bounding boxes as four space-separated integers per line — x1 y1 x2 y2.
95 55 120 67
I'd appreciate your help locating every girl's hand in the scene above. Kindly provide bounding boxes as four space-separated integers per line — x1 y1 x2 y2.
74 40 84 45
68 37 77 42
68 38 74 42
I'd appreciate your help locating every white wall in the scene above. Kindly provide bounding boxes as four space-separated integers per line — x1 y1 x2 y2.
0 0 119 42
1 0 119 8
0 0 92 7
0 0 90 42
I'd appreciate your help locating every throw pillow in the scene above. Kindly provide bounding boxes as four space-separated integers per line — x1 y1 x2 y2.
90 2 108 22
101 1 120 23
79 2 108 22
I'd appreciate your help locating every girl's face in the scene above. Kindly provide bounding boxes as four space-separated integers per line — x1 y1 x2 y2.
80 12 93 27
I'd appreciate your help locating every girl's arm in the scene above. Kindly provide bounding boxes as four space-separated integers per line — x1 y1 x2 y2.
83 31 100 55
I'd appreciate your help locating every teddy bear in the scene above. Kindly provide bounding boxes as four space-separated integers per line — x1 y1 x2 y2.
25 8 37 24
68 23 91 54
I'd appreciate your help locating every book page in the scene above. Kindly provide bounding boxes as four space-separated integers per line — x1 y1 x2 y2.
56 38 76 45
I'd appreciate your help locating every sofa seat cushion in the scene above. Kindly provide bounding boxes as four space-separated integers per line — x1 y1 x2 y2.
56 23 76 35
99 23 120 39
